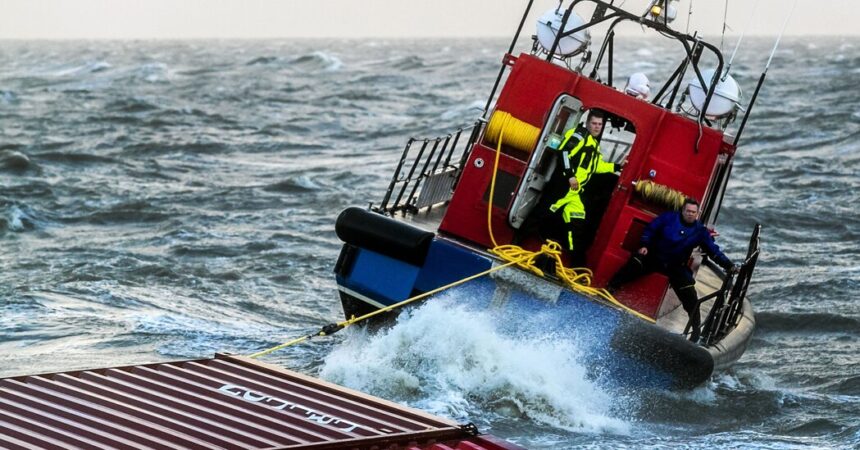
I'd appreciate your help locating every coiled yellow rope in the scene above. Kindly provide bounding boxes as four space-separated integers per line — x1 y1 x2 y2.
484 110 541 154
634 179 687 211
490 241 655 323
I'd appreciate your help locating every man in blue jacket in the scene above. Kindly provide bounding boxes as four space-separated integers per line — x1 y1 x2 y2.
607 198 737 342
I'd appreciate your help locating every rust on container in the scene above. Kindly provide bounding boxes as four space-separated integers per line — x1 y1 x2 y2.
0 353 524 450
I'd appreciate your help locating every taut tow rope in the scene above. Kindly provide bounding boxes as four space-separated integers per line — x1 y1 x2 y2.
248 249 544 359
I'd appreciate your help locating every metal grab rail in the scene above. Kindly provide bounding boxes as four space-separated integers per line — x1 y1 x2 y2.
376 121 480 215
695 223 762 345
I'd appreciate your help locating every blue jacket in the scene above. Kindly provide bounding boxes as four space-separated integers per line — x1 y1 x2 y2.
641 211 733 270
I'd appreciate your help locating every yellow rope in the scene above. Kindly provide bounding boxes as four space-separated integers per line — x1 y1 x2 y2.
248 250 543 359
248 239 651 359
490 241 656 323
634 180 687 211
486 111 656 324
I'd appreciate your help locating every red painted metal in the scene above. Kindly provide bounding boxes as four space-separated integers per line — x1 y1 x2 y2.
440 53 733 317
0 354 524 450
439 143 524 248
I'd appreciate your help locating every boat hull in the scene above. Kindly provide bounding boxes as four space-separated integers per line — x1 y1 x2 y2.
334 208 719 388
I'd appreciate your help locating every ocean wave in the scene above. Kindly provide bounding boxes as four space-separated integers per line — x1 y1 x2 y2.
169 241 277 259
320 298 632 435
52 60 112 77
37 152 121 165
321 89 389 102
0 204 37 232
755 312 860 334
122 141 230 156
780 418 848 437
263 177 322 193
439 100 484 121
290 51 343 72
825 375 860 396
72 200 172 225
246 56 280 66
131 313 278 358
389 55 426 71
106 97 161 113
0 90 18 104
252 123 313 136
349 74 413 85
0 150 32 171
133 62 170 83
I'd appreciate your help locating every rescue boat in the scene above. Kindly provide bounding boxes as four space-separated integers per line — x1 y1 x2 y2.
333 0 764 389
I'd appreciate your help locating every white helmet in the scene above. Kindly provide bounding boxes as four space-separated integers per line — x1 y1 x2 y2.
624 72 651 100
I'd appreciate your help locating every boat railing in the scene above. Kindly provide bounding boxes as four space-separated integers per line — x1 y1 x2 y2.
698 223 761 345
376 121 481 215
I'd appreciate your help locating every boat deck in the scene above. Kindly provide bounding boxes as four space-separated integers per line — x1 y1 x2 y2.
392 206 447 233
655 258 723 334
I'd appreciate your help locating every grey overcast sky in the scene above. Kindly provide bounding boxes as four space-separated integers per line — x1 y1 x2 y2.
1 0 856 39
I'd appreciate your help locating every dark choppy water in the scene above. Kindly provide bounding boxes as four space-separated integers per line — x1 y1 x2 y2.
1 37 858 449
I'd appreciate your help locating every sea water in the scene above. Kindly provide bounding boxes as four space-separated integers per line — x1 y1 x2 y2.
1 38 858 448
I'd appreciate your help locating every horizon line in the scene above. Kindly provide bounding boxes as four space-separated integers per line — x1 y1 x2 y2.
1 33 855 42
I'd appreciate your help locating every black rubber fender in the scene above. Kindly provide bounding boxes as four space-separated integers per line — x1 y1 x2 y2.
335 207 434 267
610 315 715 388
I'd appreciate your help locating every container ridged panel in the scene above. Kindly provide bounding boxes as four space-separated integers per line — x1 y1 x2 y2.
0 354 484 450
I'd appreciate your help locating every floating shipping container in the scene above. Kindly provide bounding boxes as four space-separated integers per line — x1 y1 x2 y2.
0 353 524 450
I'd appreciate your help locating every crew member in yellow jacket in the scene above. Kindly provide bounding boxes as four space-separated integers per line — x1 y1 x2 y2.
543 110 622 266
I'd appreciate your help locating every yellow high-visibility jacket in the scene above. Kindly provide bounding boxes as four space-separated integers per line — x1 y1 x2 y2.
549 128 619 222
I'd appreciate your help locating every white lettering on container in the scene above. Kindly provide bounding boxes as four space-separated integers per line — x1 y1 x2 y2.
219 384 367 433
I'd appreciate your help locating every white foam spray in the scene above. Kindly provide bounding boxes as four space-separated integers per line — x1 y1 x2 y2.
320 295 631 434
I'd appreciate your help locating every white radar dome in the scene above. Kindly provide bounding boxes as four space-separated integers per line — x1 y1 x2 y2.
688 69 741 118
536 8 590 57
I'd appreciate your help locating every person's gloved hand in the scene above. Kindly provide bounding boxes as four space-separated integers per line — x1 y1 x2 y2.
728 264 740 275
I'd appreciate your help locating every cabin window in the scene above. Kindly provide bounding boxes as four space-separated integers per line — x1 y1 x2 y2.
600 115 636 166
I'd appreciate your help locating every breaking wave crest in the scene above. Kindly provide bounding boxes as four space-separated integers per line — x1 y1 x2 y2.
0 204 37 232
320 296 631 435
291 51 343 72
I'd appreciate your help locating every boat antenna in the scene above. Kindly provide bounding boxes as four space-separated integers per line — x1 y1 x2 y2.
734 0 798 146
482 0 535 118
764 0 797 72
686 0 694 35
720 0 728 51
723 0 759 80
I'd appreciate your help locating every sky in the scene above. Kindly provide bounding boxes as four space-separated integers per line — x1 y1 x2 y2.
1 0 856 40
